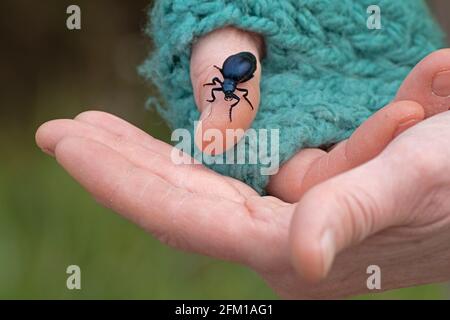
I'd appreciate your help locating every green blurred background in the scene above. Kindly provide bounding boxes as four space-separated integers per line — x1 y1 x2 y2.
0 0 449 299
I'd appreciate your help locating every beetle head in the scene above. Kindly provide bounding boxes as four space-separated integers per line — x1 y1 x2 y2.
222 79 236 100
224 93 233 101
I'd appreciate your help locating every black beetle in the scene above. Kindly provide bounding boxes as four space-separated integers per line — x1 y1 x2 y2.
203 51 257 122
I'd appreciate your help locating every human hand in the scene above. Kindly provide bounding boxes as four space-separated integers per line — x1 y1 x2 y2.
268 49 450 202
35 107 450 298
35 31 450 298
191 28 450 207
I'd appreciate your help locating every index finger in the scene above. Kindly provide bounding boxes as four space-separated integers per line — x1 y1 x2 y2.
191 27 263 155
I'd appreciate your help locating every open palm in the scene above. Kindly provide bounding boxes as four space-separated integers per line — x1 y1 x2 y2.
35 111 301 291
36 109 450 299
34 19 450 296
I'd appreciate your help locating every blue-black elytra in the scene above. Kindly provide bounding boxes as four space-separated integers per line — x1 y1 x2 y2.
203 52 257 122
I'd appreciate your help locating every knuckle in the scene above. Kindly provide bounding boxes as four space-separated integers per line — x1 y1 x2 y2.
334 186 379 243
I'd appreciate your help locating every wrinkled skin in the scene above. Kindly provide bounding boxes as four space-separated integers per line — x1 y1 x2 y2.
36 27 450 298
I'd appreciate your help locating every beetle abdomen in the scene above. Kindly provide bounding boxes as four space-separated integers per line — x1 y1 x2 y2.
221 52 257 83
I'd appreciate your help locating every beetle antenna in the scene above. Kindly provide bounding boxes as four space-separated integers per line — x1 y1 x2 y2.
213 65 223 75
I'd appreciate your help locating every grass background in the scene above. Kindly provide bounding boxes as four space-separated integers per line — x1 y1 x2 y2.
0 0 448 299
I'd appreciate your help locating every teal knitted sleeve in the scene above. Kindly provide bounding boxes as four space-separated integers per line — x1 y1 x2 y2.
139 0 444 194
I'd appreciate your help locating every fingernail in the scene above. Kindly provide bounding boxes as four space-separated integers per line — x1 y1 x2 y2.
432 70 450 97
320 229 335 279
393 118 420 137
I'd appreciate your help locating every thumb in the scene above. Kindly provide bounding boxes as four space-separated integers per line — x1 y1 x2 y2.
191 27 263 155
289 152 419 283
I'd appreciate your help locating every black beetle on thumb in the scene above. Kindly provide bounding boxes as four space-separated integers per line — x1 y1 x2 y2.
203 51 257 122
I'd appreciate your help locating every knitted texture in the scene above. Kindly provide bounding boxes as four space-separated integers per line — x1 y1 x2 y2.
140 0 444 194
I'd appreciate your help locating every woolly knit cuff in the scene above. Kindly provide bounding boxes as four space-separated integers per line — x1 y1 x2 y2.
140 0 444 194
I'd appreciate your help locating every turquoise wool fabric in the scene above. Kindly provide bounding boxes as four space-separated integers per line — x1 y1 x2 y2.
140 0 444 194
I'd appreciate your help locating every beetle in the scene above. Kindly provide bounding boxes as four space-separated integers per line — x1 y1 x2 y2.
203 51 257 122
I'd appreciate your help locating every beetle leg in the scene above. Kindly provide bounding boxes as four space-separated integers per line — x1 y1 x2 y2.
228 93 241 122
203 77 223 87
206 87 222 103
236 87 254 110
